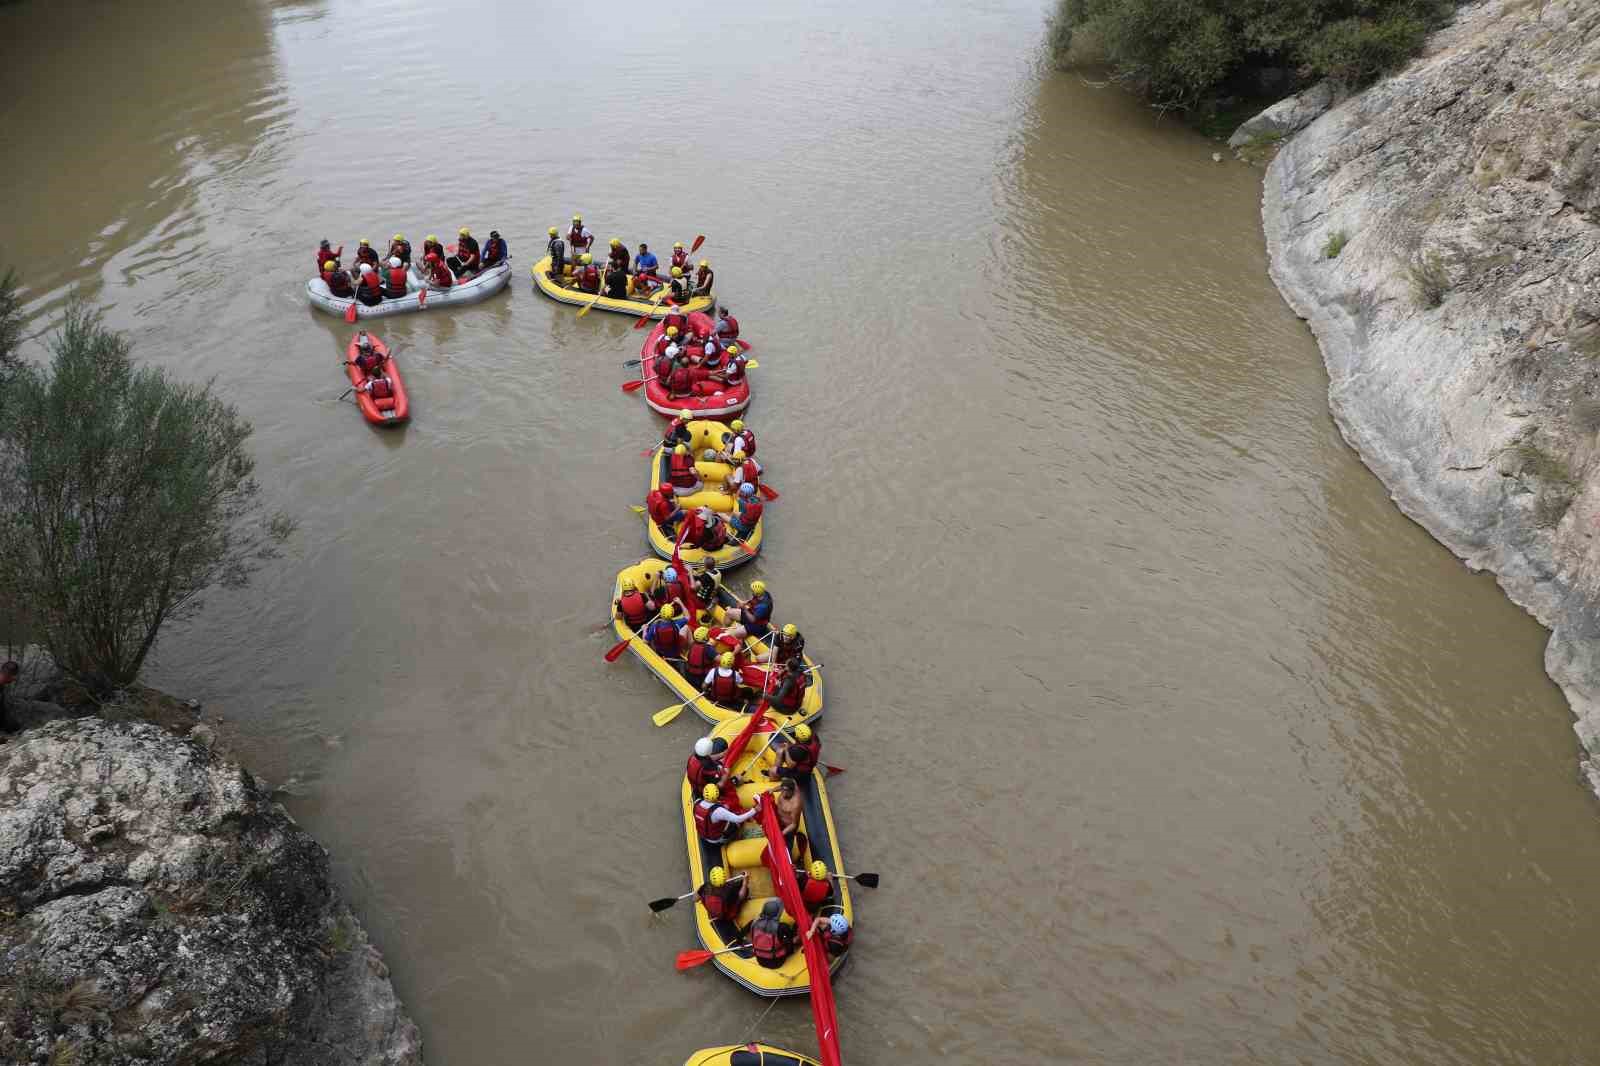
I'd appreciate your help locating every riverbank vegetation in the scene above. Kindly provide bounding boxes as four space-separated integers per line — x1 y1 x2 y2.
0 301 293 693
1049 0 1459 115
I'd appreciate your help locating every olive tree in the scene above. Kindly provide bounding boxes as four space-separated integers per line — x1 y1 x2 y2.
0 306 294 692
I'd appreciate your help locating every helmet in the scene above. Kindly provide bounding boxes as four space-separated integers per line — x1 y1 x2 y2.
727 345 741 356
359 238 370 246
660 604 676 620
719 652 735 667
393 233 404 241
610 237 621 245
731 420 745 431
319 239 331 247
708 866 727 888
670 266 683 277
548 226 558 236
388 257 401 268
783 623 798 638
794 723 812 742
732 449 746 461
572 214 582 221
359 263 373 275
426 234 438 243
665 344 680 357
694 626 709 641
702 448 719 461
580 253 592 264
701 783 720 802
679 409 692 419
322 260 336 271
674 241 684 249
739 482 755 497
828 914 849 935
674 444 689 455
663 567 678 583
459 227 470 236
357 332 371 347
620 577 636 592
761 899 782 919
666 326 679 337
699 259 709 268
808 860 827 880
750 580 766 595
694 737 715 758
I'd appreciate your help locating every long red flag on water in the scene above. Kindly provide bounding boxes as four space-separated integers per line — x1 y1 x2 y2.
757 792 843 1066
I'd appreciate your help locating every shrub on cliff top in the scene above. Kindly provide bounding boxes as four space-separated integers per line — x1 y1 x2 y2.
0 306 294 692
1050 0 1458 111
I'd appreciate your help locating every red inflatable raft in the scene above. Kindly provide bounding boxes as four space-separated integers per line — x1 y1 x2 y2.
344 332 410 426
636 311 751 419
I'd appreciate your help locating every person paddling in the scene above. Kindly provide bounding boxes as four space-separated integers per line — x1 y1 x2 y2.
355 263 383 306
796 859 834 914
768 720 820 780
422 251 453 289
644 604 687 658
730 482 763 539
647 483 685 535
682 627 719 688
614 576 658 631
719 580 772 641
697 865 748 925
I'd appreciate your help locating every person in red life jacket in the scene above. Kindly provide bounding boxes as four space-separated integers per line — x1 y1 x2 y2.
422 234 445 262
697 865 748 925
667 357 696 399
316 239 343 274
748 899 797 970
325 262 355 298
357 370 396 404
719 579 772 641
701 651 748 707
481 230 507 268
730 482 763 538
724 450 762 497
809 912 853 958
685 351 716 395
682 627 719 689
653 325 682 358
451 227 481 278
715 344 747 386
691 507 729 552
604 262 629 299
353 263 384 306
354 238 380 271
573 253 601 294
382 257 408 299
664 308 688 335
670 241 690 274
686 735 731 793
646 483 685 535
769 660 811 715
796 859 835 915
715 306 739 341
770 622 805 668
699 334 725 371
768 720 820 781
722 419 755 459
567 214 594 259
659 565 693 613
693 782 758 845
668 266 693 306
422 251 454 289
652 345 679 391
667 443 703 496
661 408 694 448
613 576 658 632
388 233 412 266
644 604 687 658
694 259 715 298
605 237 629 272
347 331 387 376
0 660 20 735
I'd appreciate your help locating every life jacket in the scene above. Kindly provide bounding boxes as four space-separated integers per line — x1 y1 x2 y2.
654 355 675 384
773 632 804 665
684 342 705 362
822 926 853 956
617 590 651 627
647 491 678 524
700 881 740 922
458 235 481 260
328 271 355 297
547 237 565 264
698 519 728 551
567 225 586 247
671 278 692 304
671 249 689 272
736 498 763 529
717 315 740 338
356 246 380 268
422 240 444 260
664 312 687 333
687 364 712 388
360 270 383 294
577 265 600 293
664 576 690 604
787 736 819 773
750 917 790 965
722 357 745 383
668 451 698 488
668 366 692 396
481 237 505 265
695 266 714 292
685 640 716 678
772 669 808 711
426 258 453 287
737 459 761 486
693 799 733 843
389 240 411 263
732 430 755 456
316 247 338 273
352 349 378 375
385 266 409 297
646 620 680 656
369 376 395 402
745 592 773 627
706 667 742 704
800 873 832 912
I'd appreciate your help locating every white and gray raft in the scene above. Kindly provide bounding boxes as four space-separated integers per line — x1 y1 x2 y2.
305 259 512 319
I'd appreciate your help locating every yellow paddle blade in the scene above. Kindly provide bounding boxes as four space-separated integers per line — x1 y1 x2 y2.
653 700 690 727
577 299 595 318
630 505 648 514
745 359 759 369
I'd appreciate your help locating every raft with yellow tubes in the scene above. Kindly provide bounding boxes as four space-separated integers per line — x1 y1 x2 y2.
680 715 852 997
610 558 823 727
529 256 714 318
683 1046 819 1066
647 420 763 569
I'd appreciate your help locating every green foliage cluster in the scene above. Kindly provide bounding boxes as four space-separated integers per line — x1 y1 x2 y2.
0 304 293 692
1050 0 1457 110
1322 229 1351 258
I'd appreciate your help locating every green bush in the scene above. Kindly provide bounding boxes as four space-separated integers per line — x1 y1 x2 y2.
1323 229 1350 257
0 305 294 692
1050 0 1458 111
1407 250 1450 308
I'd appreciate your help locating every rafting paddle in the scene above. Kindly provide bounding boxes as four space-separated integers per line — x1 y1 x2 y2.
621 375 653 394
344 301 359 324
653 694 702 728
690 234 705 254
604 606 663 662
676 944 746 971
832 871 880 889
758 483 780 501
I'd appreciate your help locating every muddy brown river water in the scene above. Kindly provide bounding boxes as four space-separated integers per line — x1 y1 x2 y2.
4 0 1600 1062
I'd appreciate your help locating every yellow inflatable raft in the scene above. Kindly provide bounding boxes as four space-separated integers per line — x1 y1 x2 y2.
530 256 714 318
680 715 852 997
683 1046 819 1066
610 558 823 727
648 420 763 569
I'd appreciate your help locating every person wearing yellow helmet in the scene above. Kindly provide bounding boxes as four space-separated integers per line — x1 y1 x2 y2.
797 858 835 914
715 305 740 342
613 574 659 631
567 214 594 258
385 234 411 266
643 602 687 658
693 259 714 298
720 579 773 641
605 237 629 274
449 227 481 278
315 238 343 275
772 622 805 667
696 863 748 924
725 448 763 499
713 341 748 387
574 251 601 295
323 258 355 299
422 234 445 261
667 441 704 496
682 625 719 687
701 648 748 706
670 241 690 274
353 238 380 271
770 717 821 780
722 418 756 461
693 780 758 844
632 242 660 295
669 264 693 306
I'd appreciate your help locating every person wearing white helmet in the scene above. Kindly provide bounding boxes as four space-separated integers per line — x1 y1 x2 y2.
382 256 409 299
354 261 384 307
686 734 730 794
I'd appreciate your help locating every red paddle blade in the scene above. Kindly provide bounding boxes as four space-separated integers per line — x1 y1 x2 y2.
824 763 844 776
418 287 427 308
447 243 458 255
621 379 646 393
758 483 780 501
674 949 717 971
640 449 657 458
344 302 358 324
604 635 633 662
690 234 705 253
633 312 654 329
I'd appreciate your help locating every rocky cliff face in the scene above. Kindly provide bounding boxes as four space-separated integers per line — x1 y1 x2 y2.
0 718 423 1065
1259 0 1600 793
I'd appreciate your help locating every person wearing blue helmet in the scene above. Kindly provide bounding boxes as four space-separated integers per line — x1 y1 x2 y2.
809 911 852 957
731 480 763 538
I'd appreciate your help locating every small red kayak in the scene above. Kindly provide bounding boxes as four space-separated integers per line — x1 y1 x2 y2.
344 332 410 426
638 310 751 419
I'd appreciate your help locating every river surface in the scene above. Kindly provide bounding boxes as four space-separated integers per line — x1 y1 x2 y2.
5 1 1600 1063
